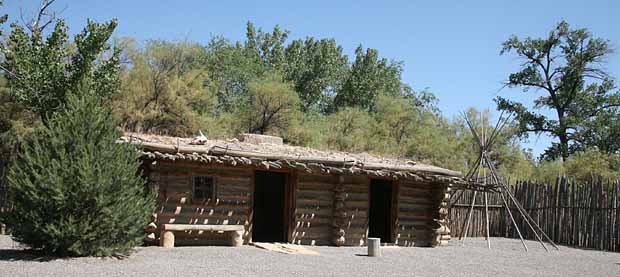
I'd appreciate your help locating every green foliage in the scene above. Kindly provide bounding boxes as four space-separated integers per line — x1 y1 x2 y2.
203 36 263 112
564 149 620 183
3 92 155 257
0 77 39 181
114 39 216 136
324 107 375 152
239 72 300 135
497 21 619 160
244 22 289 69
284 37 348 112
2 17 120 122
334 45 403 111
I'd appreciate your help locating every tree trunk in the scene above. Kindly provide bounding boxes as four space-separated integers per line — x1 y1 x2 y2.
557 115 569 162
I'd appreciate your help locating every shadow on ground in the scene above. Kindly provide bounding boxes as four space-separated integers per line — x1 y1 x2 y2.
0 249 58 262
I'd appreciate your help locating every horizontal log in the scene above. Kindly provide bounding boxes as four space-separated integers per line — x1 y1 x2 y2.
399 215 432 222
295 209 332 218
157 163 253 178
297 191 334 200
396 241 416 247
218 188 251 196
163 224 245 232
297 183 335 192
297 199 333 207
399 189 432 198
398 197 434 205
217 192 250 200
294 214 333 223
293 222 332 230
399 181 434 190
342 192 369 201
342 185 369 194
344 200 369 208
295 217 332 226
158 215 248 225
340 175 369 184
361 162 461 177
399 210 430 218
341 209 368 218
298 174 338 184
292 228 332 237
397 222 429 228
395 236 417 241
158 206 249 216
158 201 249 210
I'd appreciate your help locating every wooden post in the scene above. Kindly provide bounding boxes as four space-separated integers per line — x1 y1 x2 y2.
368 237 381 257
484 191 491 249
232 230 243 246
460 190 478 244
161 231 175 248
499 189 528 251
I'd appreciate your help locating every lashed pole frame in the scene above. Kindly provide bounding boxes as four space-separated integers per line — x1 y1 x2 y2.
454 112 559 251
459 112 491 247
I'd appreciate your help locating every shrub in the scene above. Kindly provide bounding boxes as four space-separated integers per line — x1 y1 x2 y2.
3 92 155 257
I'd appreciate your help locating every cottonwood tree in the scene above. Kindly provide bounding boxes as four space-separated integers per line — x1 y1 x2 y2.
245 22 289 69
496 21 619 161
334 45 403 111
284 37 348 112
207 22 291 113
1 0 120 123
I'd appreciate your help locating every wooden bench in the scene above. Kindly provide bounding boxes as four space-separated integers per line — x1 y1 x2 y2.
160 224 245 248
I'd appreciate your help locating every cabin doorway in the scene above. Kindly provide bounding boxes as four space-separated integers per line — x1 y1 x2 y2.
252 171 291 243
369 179 394 243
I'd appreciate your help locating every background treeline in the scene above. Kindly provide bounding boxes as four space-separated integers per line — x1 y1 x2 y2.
1 20 619 184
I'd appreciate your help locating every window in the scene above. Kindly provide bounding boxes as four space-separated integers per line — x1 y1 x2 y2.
193 176 215 202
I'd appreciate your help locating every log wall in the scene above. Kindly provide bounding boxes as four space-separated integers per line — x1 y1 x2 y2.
150 161 253 246
340 175 371 246
395 180 430 246
394 180 450 247
146 160 451 247
291 174 336 245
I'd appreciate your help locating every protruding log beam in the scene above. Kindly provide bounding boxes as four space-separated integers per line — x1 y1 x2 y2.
161 231 175 248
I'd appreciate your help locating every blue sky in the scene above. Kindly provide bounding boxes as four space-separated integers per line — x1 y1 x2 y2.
4 0 620 155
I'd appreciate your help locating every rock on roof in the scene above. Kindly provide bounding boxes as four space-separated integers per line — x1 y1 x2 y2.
119 132 465 183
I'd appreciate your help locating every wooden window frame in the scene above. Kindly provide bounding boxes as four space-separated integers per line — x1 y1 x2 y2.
192 175 216 203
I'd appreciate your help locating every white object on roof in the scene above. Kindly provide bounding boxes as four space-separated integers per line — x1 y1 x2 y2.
190 130 208 145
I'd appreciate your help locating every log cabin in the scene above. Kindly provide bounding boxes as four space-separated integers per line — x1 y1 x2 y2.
121 132 468 247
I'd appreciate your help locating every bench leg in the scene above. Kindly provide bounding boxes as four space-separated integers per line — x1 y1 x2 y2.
161 231 175 248
231 230 243 247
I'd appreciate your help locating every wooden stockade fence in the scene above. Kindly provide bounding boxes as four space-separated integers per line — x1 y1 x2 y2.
449 178 620 252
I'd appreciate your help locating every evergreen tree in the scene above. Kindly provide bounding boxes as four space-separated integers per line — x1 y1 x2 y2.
3 91 155 257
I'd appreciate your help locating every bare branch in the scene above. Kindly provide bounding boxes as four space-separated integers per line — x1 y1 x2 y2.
22 0 58 33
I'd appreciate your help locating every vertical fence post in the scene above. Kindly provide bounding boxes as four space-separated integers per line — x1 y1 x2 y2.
448 178 620 252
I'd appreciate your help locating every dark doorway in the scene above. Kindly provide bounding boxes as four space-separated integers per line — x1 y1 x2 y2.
252 171 289 242
369 179 394 243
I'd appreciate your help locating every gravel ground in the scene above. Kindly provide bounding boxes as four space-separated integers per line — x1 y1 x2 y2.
0 235 618 276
